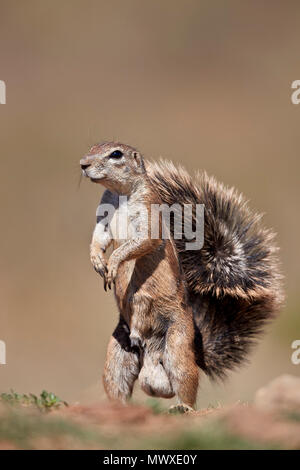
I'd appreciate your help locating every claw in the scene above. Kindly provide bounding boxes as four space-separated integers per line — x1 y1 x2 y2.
168 404 194 415
94 266 103 276
103 277 107 291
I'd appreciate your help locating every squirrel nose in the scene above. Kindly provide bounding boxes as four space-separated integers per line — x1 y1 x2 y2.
81 163 91 170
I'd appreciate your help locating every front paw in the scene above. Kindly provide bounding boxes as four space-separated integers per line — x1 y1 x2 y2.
106 258 119 290
90 252 107 276
90 251 109 291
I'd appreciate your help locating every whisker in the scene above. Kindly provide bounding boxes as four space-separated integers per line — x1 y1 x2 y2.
77 171 83 191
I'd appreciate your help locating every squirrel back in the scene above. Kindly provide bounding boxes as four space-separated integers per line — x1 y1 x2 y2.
147 160 283 380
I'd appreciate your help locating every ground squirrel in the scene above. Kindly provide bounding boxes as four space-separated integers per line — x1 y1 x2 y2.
80 142 283 411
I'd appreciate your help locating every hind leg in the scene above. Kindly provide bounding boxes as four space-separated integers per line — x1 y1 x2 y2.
164 318 199 409
103 319 140 403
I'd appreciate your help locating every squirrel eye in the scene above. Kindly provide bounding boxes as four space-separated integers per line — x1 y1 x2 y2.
109 150 123 159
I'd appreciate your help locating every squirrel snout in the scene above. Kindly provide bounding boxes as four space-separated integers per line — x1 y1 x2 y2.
80 155 95 170
81 163 91 170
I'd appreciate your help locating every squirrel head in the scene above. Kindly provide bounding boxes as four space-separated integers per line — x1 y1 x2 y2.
80 142 146 194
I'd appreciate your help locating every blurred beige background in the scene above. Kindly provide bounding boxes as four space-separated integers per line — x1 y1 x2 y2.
0 0 299 407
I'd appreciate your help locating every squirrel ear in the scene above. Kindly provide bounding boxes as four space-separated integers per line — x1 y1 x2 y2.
133 151 146 173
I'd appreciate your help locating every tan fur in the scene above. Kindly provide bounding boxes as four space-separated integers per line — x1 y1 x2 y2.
80 141 283 404
80 142 199 407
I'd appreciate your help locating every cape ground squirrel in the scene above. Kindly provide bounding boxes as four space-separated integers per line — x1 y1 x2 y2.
80 142 283 411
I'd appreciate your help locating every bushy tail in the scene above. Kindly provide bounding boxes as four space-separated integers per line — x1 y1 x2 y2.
147 160 283 380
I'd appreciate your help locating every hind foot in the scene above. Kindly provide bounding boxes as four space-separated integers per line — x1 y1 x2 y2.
168 404 194 415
